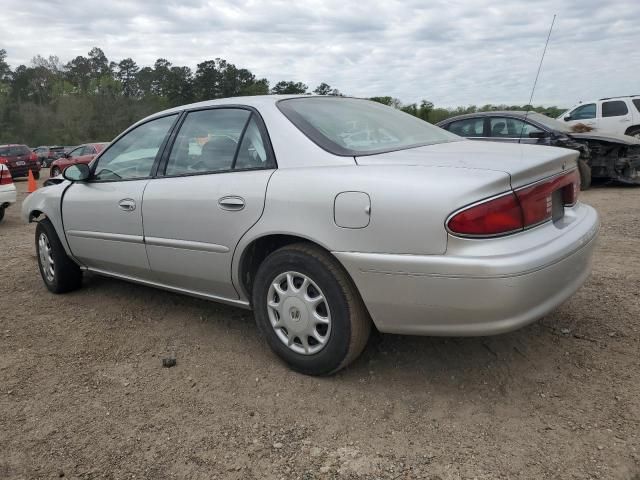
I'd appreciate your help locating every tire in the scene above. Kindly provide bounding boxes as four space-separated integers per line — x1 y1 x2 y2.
0 207 4 222
252 243 371 376
625 126 640 140
51 167 61 177
578 159 592 191
35 218 82 293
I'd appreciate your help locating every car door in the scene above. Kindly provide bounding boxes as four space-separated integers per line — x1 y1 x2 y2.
487 117 547 144
598 100 632 135
142 107 276 300
62 114 179 280
562 103 597 130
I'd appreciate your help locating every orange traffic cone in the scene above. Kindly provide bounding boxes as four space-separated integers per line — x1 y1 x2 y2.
27 169 37 193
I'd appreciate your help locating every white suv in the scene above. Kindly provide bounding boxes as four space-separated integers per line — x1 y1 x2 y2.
558 96 640 139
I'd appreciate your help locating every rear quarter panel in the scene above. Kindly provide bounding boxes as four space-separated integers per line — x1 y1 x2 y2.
232 165 511 299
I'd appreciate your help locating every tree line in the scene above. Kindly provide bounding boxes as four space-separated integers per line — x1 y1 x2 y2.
0 47 565 147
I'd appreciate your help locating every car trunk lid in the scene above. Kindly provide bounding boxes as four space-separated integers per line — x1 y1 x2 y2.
355 140 579 189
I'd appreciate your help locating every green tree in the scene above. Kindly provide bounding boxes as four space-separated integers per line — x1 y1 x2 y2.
116 58 140 97
271 81 307 94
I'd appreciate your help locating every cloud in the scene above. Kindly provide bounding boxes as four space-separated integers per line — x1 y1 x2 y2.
2 0 638 107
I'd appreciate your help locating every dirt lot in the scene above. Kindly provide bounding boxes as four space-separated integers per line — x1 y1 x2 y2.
1 172 639 480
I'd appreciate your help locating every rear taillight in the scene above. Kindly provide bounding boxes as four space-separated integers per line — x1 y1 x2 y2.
0 167 13 185
447 192 523 236
0 156 7 164
447 169 580 237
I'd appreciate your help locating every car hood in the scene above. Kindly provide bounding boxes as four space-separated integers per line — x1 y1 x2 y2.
355 140 579 188
568 132 640 145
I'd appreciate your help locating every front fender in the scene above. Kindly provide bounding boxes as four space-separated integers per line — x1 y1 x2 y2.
21 181 77 259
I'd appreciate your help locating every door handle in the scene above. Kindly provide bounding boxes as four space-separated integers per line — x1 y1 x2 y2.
218 196 245 211
118 198 136 212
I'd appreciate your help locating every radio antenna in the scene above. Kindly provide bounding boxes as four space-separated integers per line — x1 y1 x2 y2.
520 14 556 141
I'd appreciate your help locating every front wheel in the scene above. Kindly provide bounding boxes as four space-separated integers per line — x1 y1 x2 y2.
50 167 61 177
36 219 82 293
252 243 371 376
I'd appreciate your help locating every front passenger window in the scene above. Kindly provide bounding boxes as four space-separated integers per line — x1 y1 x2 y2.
93 114 177 181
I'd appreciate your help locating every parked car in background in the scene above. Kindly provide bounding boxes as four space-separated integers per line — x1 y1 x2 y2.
23 96 599 375
0 164 16 222
558 96 640 139
437 111 640 188
50 143 108 176
0 144 41 179
33 145 72 168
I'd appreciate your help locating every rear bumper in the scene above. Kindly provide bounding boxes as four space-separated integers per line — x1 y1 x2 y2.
0 186 17 207
334 203 599 336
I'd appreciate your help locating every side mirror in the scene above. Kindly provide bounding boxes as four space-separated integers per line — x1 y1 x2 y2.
528 131 547 139
563 116 571 122
62 163 91 182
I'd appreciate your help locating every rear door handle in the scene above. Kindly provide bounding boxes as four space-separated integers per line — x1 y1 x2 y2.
118 198 136 212
218 196 245 211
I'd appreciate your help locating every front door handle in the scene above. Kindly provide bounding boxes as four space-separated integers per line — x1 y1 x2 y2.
218 196 245 211
118 198 136 212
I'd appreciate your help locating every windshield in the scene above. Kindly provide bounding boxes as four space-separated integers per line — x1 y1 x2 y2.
527 112 573 133
278 97 459 156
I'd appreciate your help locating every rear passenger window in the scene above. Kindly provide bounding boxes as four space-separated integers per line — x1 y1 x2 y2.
446 118 485 137
602 100 629 117
633 99 640 113
165 109 274 176
234 117 271 169
489 117 543 138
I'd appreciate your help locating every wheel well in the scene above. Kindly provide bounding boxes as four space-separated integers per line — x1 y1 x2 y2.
239 234 329 299
29 210 44 222
625 125 640 135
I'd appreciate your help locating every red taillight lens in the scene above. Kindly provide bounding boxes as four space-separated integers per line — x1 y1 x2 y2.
0 167 13 185
0 156 7 164
447 192 524 236
447 169 580 237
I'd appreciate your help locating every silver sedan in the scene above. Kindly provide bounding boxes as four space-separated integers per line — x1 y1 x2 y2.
22 96 599 375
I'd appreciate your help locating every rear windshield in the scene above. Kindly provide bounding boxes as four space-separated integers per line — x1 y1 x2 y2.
0 145 30 156
278 97 459 156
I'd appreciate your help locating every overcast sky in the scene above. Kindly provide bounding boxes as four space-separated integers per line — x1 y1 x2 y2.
2 0 638 107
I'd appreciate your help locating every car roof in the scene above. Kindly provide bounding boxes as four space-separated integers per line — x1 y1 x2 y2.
0 144 28 148
139 95 316 124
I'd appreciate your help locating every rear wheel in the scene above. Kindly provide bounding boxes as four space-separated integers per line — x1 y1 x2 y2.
35 219 82 293
252 243 371 376
625 126 640 140
578 159 592 190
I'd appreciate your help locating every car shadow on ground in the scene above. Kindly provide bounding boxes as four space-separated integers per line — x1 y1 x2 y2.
82 272 568 393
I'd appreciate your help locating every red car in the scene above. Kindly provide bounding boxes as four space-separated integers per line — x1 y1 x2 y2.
50 142 109 177
0 144 41 179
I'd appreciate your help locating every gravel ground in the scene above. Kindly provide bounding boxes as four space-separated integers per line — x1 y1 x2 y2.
1 172 639 479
